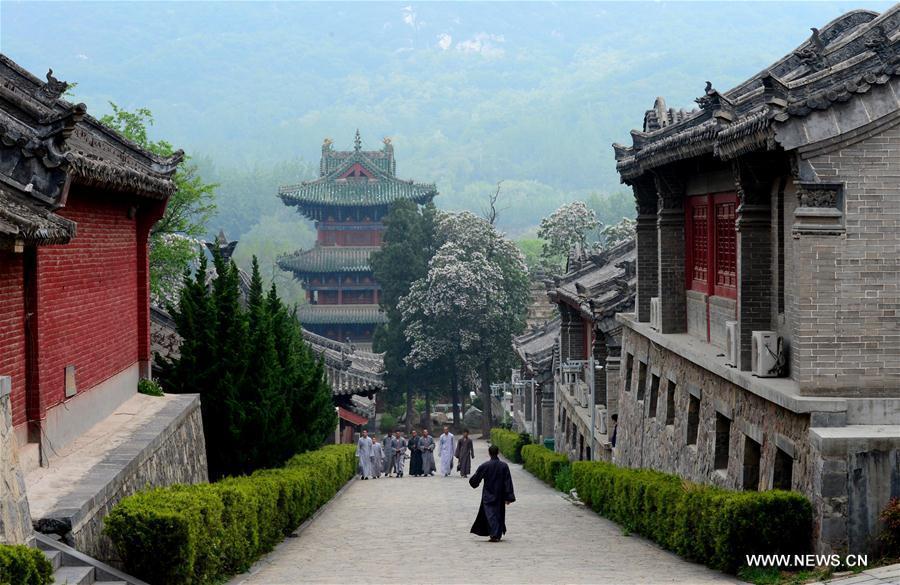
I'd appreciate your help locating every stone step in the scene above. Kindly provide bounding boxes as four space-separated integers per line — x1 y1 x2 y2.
43 549 61 570
96 582 128 585
53 565 94 585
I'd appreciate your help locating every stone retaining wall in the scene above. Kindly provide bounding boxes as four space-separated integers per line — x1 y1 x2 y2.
0 376 32 545
36 394 207 563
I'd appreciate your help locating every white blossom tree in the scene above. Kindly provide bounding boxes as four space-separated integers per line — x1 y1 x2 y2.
597 217 636 251
399 211 530 435
537 201 600 269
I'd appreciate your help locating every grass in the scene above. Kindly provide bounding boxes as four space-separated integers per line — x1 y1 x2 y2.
737 566 833 585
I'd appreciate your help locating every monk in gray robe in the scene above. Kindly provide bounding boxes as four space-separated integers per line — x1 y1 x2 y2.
383 434 395 476
455 429 475 477
392 430 407 477
420 429 436 476
356 429 374 479
469 444 516 541
438 427 455 477
371 435 384 478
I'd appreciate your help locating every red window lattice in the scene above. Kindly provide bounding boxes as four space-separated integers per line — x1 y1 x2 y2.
691 206 708 284
685 193 737 300
715 202 736 290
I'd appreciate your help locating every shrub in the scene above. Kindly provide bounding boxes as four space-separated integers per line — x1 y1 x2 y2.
880 497 900 557
572 460 812 573
554 464 574 493
521 444 569 485
105 444 356 585
0 545 53 585
138 378 164 396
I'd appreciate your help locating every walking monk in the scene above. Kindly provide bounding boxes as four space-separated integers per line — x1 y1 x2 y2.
356 429 374 480
438 426 455 477
408 430 423 477
469 444 516 542
455 429 475 478
420 429 436 476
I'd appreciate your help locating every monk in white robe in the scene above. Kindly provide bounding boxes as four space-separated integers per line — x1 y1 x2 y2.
438 426 455 477
420 429 436 476
356 430 374 479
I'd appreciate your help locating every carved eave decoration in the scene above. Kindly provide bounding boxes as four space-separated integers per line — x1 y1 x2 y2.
792 181 845 236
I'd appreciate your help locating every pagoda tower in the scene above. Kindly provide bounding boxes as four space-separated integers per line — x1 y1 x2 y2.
278 131 438 345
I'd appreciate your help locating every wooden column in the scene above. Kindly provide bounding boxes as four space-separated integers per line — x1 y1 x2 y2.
655 170 687 333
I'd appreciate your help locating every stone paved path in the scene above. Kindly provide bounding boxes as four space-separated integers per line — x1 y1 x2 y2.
232 438 740 584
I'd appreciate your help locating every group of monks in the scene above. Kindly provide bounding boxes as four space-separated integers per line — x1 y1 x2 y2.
355 426 476 479
355 427 517 542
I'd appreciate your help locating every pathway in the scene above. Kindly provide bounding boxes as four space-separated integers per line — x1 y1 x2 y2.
231 438 740 584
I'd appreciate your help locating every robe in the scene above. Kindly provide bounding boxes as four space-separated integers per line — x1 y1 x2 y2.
383 436 395 475
438 432 455 476
420 435 436 475
455 436 475 476
371 441 384 478
408 436 424 476
356 436 373 478
469 458 516 539
392 436 407 476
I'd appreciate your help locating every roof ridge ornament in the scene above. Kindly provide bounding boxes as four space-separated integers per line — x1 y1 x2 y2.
795 27 828 72
36 68 69 104
354 129 362 152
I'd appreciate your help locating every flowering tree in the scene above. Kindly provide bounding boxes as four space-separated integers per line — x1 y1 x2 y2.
537 201 600 263
399 211 530 435
598 217 636 251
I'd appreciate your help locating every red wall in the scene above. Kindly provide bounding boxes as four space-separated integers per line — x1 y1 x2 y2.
35 190 140 413
0 252 26 427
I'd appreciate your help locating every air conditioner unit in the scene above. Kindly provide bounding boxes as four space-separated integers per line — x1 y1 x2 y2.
725 321 738 367
751 331 782 377
650 297 661 331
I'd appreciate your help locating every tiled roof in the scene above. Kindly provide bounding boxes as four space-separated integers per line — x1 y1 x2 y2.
0 180 75 245
279 175 437 209
280 134 437 217
301 327 385 396
277 246 377 275
613 7 900 180
296 304 387 325
549 239 637 334
0 54 182 204
513 317 560 376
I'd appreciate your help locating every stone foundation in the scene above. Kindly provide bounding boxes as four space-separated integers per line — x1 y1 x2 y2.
32 394 207 563
0 377 32 545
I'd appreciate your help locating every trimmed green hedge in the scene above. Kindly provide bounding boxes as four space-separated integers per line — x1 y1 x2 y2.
490 428 531 463
572 460 812 573
105 444 356 585
0 545 52 585
521 444 569 486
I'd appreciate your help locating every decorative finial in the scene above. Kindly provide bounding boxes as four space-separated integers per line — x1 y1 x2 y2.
704 81 713 95
36 68 69 102
323 137 333 149
382 137 392 146
354 129 362 152
810 27 824 52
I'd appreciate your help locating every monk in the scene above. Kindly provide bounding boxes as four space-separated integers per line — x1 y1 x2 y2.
455 429 475 478
408 430 423 477
420 429 436 476
356 429 373 480
438 426 455 477
469 444 515 542
371 435 384 479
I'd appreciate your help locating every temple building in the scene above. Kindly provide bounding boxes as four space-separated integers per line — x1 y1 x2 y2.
0 53 206 572
612 8 900 555
278 132 438 345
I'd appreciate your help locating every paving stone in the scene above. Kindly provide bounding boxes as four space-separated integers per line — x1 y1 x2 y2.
231 438 738 585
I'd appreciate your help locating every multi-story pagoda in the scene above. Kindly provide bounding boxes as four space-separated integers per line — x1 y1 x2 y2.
278 131 438 344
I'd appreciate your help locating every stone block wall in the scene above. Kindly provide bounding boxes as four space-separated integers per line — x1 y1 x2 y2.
0 380 31 545
615 327 818 524
37 395 207 563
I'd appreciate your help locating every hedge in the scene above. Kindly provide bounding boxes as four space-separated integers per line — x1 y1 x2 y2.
0 545 52 585
490 428 531 463
521 444 569 486
105 444 356 585
572 460 812 573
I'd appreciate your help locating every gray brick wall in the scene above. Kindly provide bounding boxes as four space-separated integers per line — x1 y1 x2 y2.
791 123 900 394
